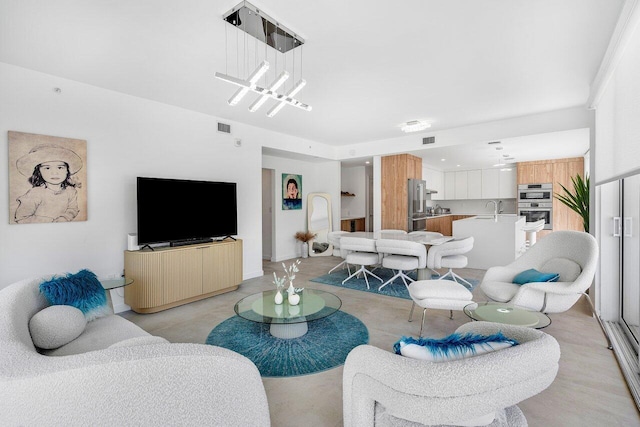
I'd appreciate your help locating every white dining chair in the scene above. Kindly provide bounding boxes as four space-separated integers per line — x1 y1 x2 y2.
427 237 475 288
327 230 351 274
375 239 427 291
340 237 383 289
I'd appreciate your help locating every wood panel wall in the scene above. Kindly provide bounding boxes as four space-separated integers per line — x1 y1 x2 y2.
381 154 422 230
517 157 585 233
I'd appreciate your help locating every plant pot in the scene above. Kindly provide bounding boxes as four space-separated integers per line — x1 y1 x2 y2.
301 242 309 258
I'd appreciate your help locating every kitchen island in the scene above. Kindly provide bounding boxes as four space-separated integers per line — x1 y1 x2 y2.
452 215 526 269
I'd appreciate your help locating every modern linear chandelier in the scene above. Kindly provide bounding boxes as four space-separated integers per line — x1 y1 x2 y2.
215 1 311 117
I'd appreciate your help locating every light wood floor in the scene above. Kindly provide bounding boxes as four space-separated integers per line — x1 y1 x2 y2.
120 256 640 426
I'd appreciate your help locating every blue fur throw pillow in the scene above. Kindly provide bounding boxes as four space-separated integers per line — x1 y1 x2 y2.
39 269 111 321
393 332 518 362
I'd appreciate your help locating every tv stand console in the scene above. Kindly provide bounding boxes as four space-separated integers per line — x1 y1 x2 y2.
124 239 242 313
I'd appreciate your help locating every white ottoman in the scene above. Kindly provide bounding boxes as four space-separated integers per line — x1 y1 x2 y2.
408 279 474 337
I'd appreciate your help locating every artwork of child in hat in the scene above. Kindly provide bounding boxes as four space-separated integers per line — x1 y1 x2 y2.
14 144 83 223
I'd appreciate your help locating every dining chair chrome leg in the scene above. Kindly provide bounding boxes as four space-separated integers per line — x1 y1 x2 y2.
419 308 427 337
408 302 415 322
449 310 454 320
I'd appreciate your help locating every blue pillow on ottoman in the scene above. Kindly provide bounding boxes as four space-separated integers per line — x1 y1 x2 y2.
39 269 111 321
512 268 559 285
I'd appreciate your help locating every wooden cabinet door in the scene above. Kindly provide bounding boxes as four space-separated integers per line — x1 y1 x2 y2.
534 162 554 183
124 251 166 309
517 163 535 184
441 216 453 236
163 248 203 303
203 241 243 293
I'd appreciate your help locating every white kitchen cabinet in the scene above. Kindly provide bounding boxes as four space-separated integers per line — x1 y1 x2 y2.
467 170 482 199
499 168 517 198
482 168 516 199
482 169 500 199
444 171 456 200
454 171 468 199
423 167 444 200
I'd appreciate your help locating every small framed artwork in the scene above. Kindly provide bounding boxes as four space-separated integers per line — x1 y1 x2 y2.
8 131 88 224
282 173 302 210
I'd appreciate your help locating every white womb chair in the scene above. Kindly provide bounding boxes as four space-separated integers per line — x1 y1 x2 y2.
340 237 383 289
375 239 427 290
343 321 560 427
479 231 610 347
427 237 474 288
379 229 408 235
327 230 351 274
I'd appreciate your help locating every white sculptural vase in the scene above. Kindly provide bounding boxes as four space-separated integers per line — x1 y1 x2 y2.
287 281 295 295
274 290 283 305
288 292 300 306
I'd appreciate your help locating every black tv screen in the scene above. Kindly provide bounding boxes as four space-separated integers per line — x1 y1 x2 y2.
137 177 237 245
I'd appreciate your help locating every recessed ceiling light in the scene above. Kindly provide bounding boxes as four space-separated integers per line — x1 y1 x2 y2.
441 158 446 162
365 161 370 165
456 164 461 167
400 120 431 133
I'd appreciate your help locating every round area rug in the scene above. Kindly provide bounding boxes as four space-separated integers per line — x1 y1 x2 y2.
205 310 369 378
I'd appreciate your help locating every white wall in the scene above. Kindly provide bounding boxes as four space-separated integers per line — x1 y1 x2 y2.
262 155 340 261
340 166 366 218
0 63 340 297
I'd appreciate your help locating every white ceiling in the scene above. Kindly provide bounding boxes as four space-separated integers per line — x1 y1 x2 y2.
0 0 624 168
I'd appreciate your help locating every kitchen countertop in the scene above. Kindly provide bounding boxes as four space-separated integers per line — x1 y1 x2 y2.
341 216 365 220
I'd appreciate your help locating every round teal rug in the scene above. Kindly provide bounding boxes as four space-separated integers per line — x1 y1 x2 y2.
205 309 369 377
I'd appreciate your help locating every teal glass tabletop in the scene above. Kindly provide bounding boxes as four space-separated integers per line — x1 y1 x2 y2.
234 289 342 325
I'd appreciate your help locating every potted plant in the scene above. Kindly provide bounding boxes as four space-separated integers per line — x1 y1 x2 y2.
294 231 316 258
555 174 589 233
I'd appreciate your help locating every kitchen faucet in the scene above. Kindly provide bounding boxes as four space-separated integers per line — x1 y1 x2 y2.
498 200 504 214
486 200 498 219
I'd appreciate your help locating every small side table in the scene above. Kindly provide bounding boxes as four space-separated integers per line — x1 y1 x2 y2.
463 301 551 329
100 277 134 310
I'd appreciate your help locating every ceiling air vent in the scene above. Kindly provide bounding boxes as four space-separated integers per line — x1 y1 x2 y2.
218 122 231 134
422 136 435 145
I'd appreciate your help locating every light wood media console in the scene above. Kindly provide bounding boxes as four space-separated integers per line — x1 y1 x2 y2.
124 239 242 313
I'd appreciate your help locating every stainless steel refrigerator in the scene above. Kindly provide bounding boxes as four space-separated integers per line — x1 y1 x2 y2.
407 179 430 232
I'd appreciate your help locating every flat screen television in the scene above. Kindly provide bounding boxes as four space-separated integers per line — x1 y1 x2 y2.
137 177 237 246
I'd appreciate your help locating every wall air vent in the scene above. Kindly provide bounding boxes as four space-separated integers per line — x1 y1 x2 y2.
422 136 435 145
488 141 501 145
218 122 231 134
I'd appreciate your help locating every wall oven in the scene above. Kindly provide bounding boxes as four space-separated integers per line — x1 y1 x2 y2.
518 202 553 230
518 183 553 202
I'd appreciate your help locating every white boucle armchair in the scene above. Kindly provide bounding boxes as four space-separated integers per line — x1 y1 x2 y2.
343 321 560 427
0 276 271 426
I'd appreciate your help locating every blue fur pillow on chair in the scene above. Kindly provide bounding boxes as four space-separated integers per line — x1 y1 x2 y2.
39 269 111 321
393 332 518 362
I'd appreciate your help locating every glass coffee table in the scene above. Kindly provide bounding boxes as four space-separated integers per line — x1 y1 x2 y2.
234 289 342 339
463 301 551 329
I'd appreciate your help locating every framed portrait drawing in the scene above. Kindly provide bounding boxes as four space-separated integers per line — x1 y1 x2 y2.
8 131 88 224
282 173 302 210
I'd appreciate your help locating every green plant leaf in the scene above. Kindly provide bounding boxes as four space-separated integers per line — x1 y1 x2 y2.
554 173 589 232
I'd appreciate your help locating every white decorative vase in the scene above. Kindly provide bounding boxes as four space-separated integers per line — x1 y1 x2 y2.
301 242 309 258
274 290 283 305
287 281 295 295
288 292 300 306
